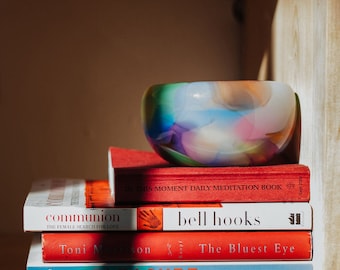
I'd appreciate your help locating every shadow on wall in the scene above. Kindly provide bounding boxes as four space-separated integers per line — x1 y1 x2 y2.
241 0 300 163
241 0 278 80
1 0 242 234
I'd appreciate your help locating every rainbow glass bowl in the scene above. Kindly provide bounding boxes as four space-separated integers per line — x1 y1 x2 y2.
142 81 297 166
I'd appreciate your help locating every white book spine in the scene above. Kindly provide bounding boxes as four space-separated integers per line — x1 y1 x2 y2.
162 203 312 230
24 202 312 231
24 207 138 231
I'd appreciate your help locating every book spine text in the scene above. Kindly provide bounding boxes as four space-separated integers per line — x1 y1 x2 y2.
24 202 312 231
42 231 312 262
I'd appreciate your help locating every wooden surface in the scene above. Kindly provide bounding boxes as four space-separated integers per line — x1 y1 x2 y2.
243 0 340 268
271 2 326 268
0 233 32 269
271 1 340 269
322 2 340 268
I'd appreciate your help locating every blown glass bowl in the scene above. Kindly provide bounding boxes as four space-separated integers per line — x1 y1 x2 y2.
142 81 297 166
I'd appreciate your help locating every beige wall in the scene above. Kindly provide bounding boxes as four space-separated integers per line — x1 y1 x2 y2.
0 0 241 233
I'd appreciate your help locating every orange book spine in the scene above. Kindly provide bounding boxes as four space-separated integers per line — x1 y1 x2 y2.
109 147 310 203
113 168 310 203
42 231 312 262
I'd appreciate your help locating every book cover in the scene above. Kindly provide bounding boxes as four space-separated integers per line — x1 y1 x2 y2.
108 147 310 203
28 237 313 269
41 231 312 262
23 179 312 232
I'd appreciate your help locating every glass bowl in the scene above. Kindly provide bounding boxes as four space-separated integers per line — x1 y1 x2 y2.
142 81 297 166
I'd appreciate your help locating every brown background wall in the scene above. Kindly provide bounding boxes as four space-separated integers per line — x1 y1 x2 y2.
0 0 241 234
2 1 338 269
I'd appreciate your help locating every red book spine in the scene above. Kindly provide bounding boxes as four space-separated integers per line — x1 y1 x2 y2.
42 231 312 262
113 166 310 203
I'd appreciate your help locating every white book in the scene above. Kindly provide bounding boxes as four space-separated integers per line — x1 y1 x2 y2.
24 178 312 232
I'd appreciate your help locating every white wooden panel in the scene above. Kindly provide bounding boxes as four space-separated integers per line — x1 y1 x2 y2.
271 0 340 269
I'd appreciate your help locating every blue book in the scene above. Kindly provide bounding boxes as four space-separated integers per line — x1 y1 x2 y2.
27 237 313 270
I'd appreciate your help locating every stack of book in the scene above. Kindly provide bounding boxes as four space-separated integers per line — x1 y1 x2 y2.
24 146 313 270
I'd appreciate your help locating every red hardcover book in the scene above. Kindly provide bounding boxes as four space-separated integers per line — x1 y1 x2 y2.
108 147 310 203
42 231 312 262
